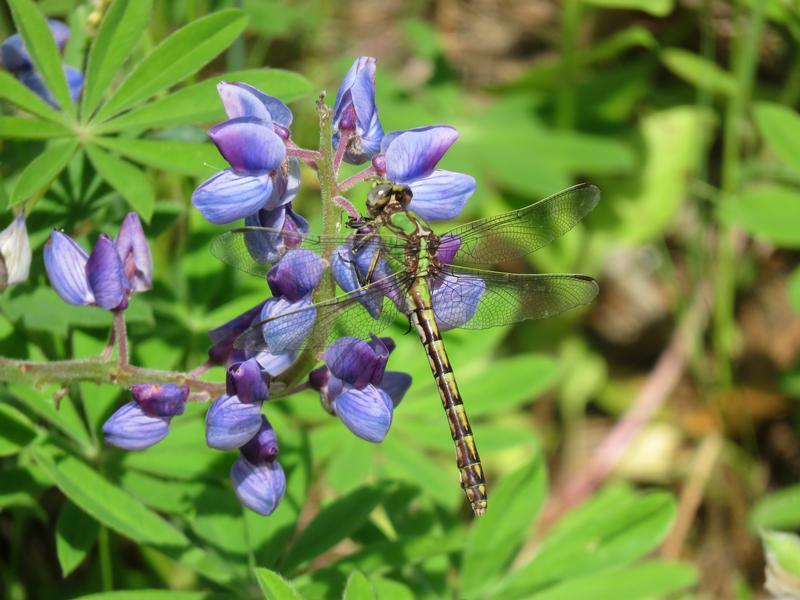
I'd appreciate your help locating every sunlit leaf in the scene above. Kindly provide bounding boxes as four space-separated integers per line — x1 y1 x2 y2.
81 0 153 117
10 140 78 206
96 137 221 177
661 48 737 96
751 485 800 531
580 0 674 16
255 567 304 600
342 571 376 600
717 186 800 248
7 0 74 115
0 71 66 122
85 143 155 221
0 116 71 139
94 9 248 122
754 102 800 174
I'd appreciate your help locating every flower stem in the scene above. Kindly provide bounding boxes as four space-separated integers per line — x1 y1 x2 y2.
286 142 321 169
333 129 351 177
113 310 128 366
338 165 377 193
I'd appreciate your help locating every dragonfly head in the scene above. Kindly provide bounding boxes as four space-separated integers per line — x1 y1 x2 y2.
366 183 412 217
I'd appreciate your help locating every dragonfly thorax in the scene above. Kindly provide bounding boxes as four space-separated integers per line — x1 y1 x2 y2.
366 183 412 218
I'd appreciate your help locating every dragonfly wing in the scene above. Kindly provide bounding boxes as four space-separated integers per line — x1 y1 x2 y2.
233 271 413 353
430 265 598 330
212 227 408 278
442 183 600 267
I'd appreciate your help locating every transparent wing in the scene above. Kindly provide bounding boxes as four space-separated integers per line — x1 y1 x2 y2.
442 183 600 266
233 271 414 353
430 265 599 330
212 226 409 277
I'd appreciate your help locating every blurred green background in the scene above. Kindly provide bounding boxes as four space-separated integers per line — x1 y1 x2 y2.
2 0 800 598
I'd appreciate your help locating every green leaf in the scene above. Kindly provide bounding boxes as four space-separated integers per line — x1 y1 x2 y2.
72 592 207 600
3 383 91 450
56 500 100 577
661 48 737 96
342 571 376 600
0 71 66 122
0 116 71 139
754 102 800 173
96 137 221 177
0 403 38 456
254 567 304 600
85 144 155 221
751 485 800 530
94 9 248 122
282 484 386 573
499 486 677 597
527 561 697 600
96 68 314 133
461 457 547 598
7 0 75 115
0 468 46 513
10 140 78 206
30 444 190 548
81 0 153 117
580 0 674 16
763 531 800 579
717 186 800 248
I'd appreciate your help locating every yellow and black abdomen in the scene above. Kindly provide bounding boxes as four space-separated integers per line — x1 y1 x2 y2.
406 278 488 515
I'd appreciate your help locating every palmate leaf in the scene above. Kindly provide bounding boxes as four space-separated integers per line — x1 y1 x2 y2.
0 116 71 139
81 0 153 117
93 9 248 123
85 144 155 221
0 72 65 122
10 139 78 206
7 0 75 116
95 137 221 177
96 68 314 133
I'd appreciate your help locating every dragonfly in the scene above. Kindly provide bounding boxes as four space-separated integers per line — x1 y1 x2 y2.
211 182 600 515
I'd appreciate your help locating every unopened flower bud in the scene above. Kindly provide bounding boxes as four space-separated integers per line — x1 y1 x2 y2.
230 455 286 516
103 402 170 450
130 383 188 417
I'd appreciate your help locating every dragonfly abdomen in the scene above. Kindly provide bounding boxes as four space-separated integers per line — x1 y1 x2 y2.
407 281 488 516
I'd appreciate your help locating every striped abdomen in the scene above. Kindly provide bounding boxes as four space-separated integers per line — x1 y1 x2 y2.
407 280 488 515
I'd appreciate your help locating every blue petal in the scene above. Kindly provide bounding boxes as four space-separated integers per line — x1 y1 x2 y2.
1 20 69 73
333 384 393 443
244 201 308 264
437 234 461 266
65 65 83 102
382 126 459 182
333 57 375 120
331 243 383 319
209 117 286 173
407 170 476 221
217 81 273 123
115 212 152 293
240 415 279 464
103 401 170 450
432 273 485 331
251 350 296 377
260 296 316 354
231 455 286 516
208 301 266 364
267 248 325 302
192 169 273 225
86 234 128 310
263 157 300 211
226 358 269 404
380 371 412 407
130 383 188 417
324 336 389 388
44 230 94 306
205 394 263 451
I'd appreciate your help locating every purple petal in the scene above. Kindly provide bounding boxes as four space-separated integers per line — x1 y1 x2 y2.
407 170 475 221
251 351 296 377
437 235 461 267
115 212 152 293
208 117 286 173
330 243 383 319
380 371 412 407
263 158 300 211
324 335 390 388
130 383 188 417
432 273 485 331
226 358 269 404
1 20 70 73
205 395 263 451
192 169 273 225
240 415 279 464
44 231 94 306
231 455 286 516
333 384 393 443
267 249 325 302
260 296 316 354
208 301 267 365
334 57 376 121
382 126 459 181
244 202 308 264
218 81 292 128
86 234 128 310
103 401 170 450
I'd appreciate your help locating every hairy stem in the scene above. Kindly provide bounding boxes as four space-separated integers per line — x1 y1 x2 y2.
274 95 340 386
113 310 128 366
